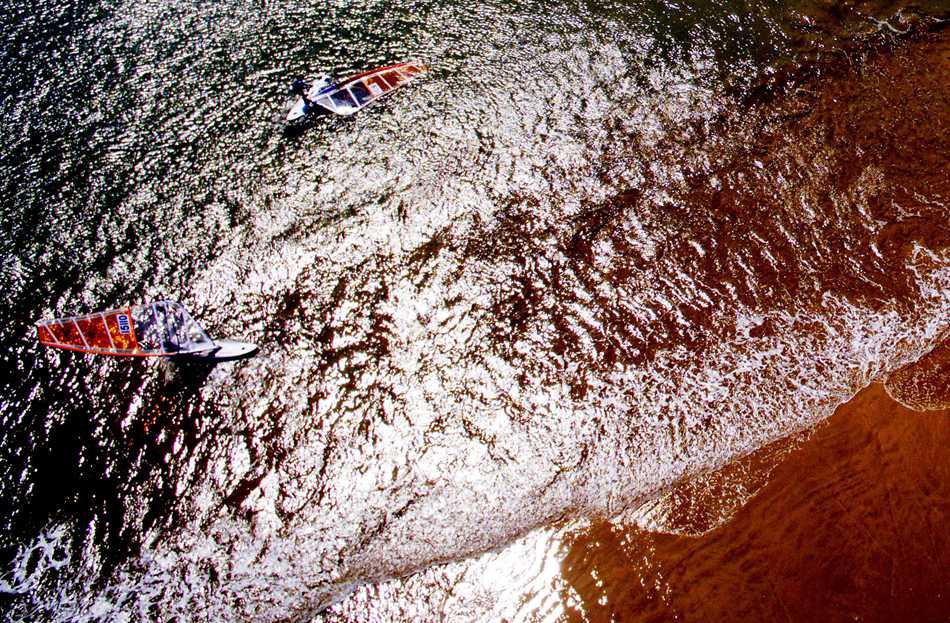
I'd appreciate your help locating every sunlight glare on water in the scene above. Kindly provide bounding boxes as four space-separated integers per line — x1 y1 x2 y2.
2 0 950 620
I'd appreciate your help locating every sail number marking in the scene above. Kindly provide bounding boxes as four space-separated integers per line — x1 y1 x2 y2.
117 314 132 334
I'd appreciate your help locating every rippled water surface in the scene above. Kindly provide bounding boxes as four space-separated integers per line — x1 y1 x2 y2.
1 0 949 620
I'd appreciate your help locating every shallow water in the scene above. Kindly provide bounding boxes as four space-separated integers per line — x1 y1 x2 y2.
1 0 949 620
554 382 950 623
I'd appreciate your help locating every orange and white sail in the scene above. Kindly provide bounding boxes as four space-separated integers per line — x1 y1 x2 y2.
313 61 428 116
36 301 216 357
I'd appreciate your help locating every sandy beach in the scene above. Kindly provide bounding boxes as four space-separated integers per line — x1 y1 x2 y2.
562 371 950 622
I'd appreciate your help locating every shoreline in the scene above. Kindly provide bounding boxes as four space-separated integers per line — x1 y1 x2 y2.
321 24 950 619
561 377 950 622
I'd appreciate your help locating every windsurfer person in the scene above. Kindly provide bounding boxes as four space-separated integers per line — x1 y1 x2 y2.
290 76 318 116
289 76 310 97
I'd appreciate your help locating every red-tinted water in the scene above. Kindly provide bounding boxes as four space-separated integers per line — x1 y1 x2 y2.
561 380 950 623
324 22 950 622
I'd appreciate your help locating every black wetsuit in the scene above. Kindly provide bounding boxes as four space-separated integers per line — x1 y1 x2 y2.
290 79 310 97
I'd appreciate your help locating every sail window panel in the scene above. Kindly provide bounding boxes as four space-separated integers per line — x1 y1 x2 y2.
314 94 336 113
104 311 138 351
349 82 373 106
47 322 68 343
329 90 358 111
150 303 174 352
55 320 85 347
132 305 164 353
380 71 404 87
46 321 69 345
76 316 113 350
156 301 214 353
36 325 55 344
365 76 387 96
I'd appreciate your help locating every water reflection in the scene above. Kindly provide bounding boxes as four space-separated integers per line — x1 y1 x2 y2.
1 0 949 620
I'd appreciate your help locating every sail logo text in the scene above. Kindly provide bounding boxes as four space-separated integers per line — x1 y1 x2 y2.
117 314 131 334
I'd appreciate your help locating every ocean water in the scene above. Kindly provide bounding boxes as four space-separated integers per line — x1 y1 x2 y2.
1 0 948 620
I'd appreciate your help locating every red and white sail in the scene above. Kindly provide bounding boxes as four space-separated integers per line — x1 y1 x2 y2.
36 301 216 357
313 61 428 116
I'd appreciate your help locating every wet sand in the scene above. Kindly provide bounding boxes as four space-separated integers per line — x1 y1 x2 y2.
561 377 950 623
